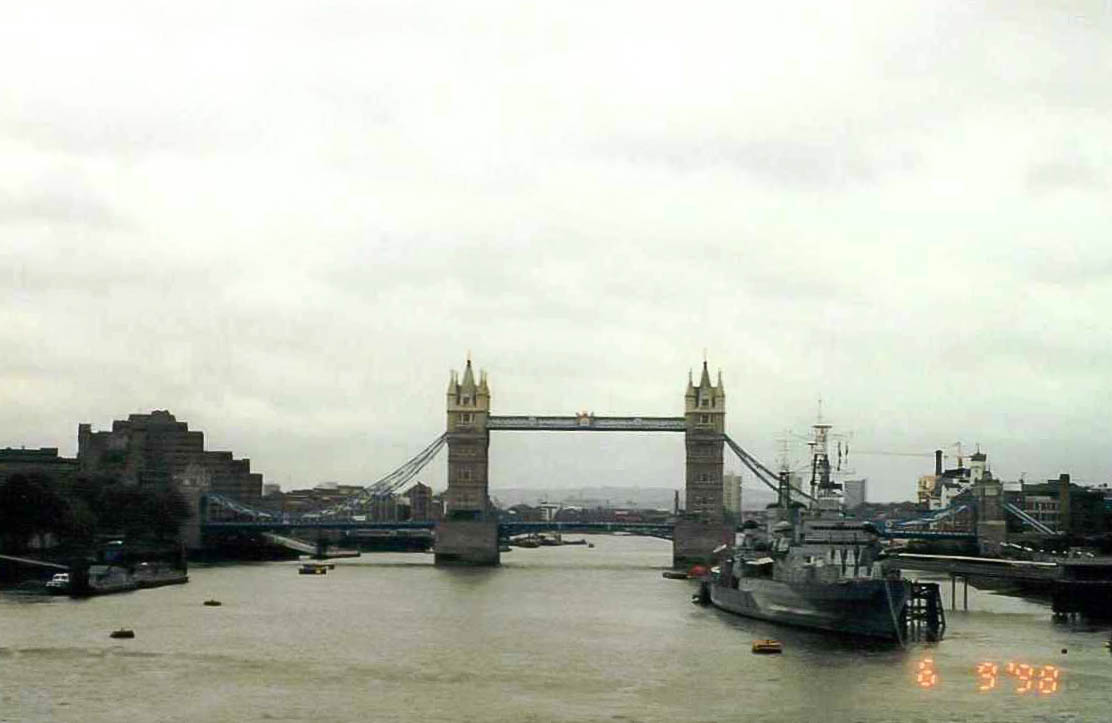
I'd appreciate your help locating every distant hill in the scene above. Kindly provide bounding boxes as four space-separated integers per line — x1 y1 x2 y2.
491 485 777 511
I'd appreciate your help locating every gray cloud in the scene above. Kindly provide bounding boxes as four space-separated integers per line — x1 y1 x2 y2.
2 1 1112 498
0 187 124 229
1026 160 1105 194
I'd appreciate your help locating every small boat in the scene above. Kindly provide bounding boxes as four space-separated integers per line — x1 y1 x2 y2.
752 639 782 654
203 599 222 606
45 572 71 595
299 563 327 575
662 571 689 580
110 629 135 639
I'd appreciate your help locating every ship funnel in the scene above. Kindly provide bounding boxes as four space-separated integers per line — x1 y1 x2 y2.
934 449 943 476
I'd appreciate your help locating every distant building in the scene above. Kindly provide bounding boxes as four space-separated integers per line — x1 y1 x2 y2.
78 410 263 501
406 482 434 521
1022 493 1059 529
2 412 265 505
0 447 79 487
920 448 985 510
843 478 867 510
538 502 561 522
262 483 282 497
722 473 742 519
1013 474 1108 535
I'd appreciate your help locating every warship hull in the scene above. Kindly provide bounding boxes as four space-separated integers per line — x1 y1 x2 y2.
707 576 910 641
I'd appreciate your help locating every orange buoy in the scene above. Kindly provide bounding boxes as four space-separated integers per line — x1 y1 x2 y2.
752 639 782 654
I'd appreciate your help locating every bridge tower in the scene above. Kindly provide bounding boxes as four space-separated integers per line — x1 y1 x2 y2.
434 358 500 565
673 361 731 568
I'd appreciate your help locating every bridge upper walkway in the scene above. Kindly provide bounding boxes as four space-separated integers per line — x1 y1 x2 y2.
486 416 686 432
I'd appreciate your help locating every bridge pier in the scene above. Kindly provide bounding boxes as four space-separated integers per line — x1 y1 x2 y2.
974 478 1007 555
434 519 500 566
673 517 729 569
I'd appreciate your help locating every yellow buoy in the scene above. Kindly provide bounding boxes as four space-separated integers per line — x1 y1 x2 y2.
752 639 782 654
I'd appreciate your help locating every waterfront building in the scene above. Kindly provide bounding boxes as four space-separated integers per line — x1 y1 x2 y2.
78 411 262 501
0 447 79 487
919 448 985 510
843 478 867 510
1014 474 1108 535
538 501 561 522
405 482 435 521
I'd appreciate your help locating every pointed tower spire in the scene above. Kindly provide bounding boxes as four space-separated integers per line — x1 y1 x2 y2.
716 369 724 396
699 360 712 388
461 358 476 390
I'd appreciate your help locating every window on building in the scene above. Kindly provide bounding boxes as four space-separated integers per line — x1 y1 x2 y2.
459 413 473 423
699 414 710 424
701 398 709 408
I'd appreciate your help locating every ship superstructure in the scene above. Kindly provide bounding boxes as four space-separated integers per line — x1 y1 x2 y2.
704 414 945 643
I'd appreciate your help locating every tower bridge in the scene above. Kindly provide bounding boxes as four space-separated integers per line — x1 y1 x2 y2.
199 358 982 567
436 357 729 567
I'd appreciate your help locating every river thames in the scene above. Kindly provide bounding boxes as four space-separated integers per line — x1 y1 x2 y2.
2 535 1110 722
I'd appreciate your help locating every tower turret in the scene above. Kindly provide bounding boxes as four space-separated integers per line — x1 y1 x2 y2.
444 358 491 518
676 359 729 567
683 362 726 513
685 361 725 433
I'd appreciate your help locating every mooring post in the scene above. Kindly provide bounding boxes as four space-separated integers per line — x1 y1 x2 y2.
964 576 969 611
951 574 956 611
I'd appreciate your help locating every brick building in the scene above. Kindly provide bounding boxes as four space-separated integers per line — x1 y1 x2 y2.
77 410 262 500
405 482 435 521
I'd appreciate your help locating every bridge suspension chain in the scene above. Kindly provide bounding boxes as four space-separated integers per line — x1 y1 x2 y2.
328 433 448 516
365 433 447 499
204 433 448 521
722 434 816 503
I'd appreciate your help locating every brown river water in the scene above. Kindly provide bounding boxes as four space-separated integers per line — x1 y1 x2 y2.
2 535 1110 722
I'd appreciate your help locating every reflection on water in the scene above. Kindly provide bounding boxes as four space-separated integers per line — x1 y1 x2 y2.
2 536 1110 722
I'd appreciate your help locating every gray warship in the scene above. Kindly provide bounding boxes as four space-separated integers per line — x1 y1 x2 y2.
703 420 944 643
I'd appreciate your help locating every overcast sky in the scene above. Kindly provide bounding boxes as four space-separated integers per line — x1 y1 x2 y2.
2 2 1110 501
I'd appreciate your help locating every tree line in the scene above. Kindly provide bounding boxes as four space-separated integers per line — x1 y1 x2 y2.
0 473 190 553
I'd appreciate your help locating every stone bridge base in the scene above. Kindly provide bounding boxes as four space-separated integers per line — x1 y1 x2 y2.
434 520 500 566
977 521 1007 556
673 517 730 570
